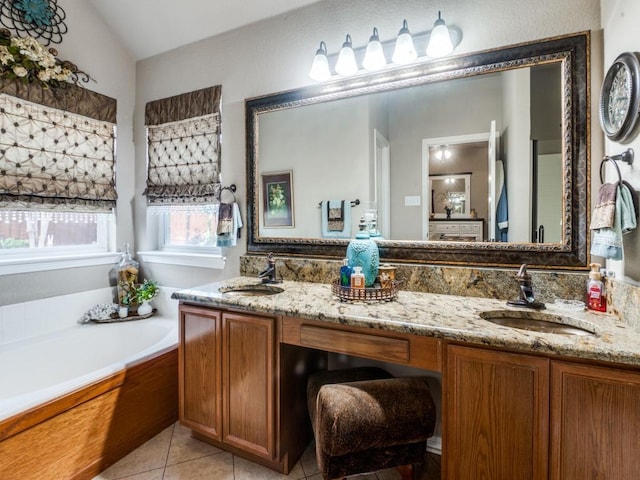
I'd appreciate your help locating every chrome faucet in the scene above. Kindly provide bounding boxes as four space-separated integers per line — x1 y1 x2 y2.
258 253 282 284
507 264 545 309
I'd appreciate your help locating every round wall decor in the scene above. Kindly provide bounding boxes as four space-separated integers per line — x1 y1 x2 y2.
0 0 67 45
599 51 640 144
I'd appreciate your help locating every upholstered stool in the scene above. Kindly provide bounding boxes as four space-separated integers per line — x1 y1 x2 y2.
307 367 436 480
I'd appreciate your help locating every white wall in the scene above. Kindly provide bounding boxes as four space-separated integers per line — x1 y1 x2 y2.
601 0 640 282
389 75 502 240
258 96 370 239
0 0 136 305
134 0 601 288
502 68 532 242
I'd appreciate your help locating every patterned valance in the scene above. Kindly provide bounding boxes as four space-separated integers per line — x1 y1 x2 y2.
0 93 117 212
0 78 117 123
144 86 222 206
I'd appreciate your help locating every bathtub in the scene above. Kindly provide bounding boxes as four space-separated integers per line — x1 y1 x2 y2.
0 316 179 480
0 317 177 422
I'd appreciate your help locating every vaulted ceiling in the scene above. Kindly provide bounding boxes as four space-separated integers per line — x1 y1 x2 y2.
89 0 323 60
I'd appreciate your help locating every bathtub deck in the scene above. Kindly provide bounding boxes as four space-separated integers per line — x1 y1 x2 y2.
0 348 178 480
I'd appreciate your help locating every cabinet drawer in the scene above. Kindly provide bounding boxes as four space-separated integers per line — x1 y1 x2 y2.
281 317 442 372
435 224 460 234
300 325 410 364
460 223 481 234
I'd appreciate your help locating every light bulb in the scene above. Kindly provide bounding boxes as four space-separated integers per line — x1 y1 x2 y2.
335 34 358 76
426 11 454 58
362 28 386 71
309 41 331 81
392 20 417 65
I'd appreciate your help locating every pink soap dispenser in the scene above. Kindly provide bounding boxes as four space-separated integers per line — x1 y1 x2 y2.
586 263 606 312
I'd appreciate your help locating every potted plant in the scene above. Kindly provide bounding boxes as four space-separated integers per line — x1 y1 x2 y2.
135 279 159 316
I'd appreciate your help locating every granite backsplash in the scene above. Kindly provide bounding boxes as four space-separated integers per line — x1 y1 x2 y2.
240 255 588 303
240 254 639 326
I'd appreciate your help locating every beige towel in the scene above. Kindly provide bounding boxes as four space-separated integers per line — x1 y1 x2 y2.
590 183 618 230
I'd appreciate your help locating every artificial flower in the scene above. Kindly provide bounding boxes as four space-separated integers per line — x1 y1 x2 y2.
0 29 89 88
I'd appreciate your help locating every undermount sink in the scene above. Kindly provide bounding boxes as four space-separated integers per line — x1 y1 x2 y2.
480 310 595 336
218 283 284 297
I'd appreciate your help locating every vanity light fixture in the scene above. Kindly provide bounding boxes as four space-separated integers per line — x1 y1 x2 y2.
434 145 452 161
362 28 386 71
426 11 454 58
308 11 461 81
309 41 331 81
335 34 358 76
392 20 417 65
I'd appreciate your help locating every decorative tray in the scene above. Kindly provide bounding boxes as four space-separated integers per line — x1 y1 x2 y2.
89 309 157 323
331 280 400 303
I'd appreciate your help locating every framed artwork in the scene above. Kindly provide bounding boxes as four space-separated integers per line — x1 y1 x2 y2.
262 171 294 227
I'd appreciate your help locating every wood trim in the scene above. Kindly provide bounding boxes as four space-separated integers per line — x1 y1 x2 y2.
0 371 125 442
0 349 178 480
179 304 222 440
281 316 441 372
222 311 275 460
300 324 410 364
550 361 640 480
445 345 549 480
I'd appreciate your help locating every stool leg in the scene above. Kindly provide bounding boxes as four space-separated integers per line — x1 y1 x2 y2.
396 464 415 480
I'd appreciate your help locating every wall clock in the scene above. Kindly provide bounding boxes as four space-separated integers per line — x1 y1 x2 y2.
599 51 640 144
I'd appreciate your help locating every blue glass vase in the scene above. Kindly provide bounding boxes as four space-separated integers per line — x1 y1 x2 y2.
346 219 379 287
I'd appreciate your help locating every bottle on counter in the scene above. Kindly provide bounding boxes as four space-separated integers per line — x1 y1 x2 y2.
340 258 352 287
350 266 365 289
346 216 380 287
586 262 606 312
116 243 139 308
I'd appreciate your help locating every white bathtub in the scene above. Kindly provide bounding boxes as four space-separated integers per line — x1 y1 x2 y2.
0 316 178 422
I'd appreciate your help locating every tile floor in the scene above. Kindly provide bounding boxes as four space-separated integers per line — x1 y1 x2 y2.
93 422 441 480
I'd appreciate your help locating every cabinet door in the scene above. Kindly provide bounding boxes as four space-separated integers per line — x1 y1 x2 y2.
222 312 275 460
445 345 549 480
179 305 222 440
551 362 640 479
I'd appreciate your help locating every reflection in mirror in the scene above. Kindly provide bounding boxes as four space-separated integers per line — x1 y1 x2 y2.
246 33 589 268
258 66 561 243
429 174 471 218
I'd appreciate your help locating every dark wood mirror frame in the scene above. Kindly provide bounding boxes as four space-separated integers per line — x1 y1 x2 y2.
246 32 589 269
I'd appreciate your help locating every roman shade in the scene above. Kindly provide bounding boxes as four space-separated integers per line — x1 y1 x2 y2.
0 91 117 212
144 85 222 207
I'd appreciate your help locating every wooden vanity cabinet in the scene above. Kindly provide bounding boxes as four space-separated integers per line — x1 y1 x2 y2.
178 304 276 463
550 361 640 479
179 305 222 440
445 344 550 480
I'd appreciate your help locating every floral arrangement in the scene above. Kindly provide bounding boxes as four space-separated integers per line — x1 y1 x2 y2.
136 279 159 303
0 28 89 88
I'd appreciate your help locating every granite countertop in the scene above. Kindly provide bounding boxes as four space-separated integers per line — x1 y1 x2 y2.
172 277 638 367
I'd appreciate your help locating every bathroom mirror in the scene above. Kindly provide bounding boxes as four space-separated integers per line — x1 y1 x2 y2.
246 32 589 268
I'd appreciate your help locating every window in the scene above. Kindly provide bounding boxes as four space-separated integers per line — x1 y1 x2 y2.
0 86 117 263
144 86 226 253
0 210 111 253
159 206 220 249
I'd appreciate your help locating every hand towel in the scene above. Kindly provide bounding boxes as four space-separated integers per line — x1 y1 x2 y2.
591 183 637 260
327 200 345 231
590 182 618 230
321 200 351 238
217 202 243 247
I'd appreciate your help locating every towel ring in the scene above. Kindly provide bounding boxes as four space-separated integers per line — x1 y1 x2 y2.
220 184 237 203
599 148 634 185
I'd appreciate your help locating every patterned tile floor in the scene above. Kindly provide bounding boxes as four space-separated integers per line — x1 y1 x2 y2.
92 422 441 480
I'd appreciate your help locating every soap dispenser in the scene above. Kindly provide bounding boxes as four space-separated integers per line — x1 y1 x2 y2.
346 216 380 287
586 262 606 312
